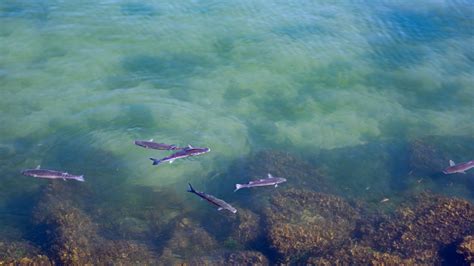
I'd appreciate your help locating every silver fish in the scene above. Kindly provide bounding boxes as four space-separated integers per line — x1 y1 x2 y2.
443 160 474 174
187 183 237 213
134 139 181 150
21 166 84 182
234 173 286 192
150 145 210 165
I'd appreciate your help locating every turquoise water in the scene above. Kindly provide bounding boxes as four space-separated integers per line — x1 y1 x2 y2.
1 0 473 263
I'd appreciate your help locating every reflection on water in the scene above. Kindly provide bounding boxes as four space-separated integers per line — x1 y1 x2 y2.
0 0 473 264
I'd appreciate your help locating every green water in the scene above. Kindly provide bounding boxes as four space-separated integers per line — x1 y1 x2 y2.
0 0 473 262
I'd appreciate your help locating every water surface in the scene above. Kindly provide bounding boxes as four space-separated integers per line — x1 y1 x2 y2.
0 0 473 263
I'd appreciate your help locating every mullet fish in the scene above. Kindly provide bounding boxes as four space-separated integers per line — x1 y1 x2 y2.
150 145 210 165
134 139 181 150
21 166 84 182
234 173 286 192
443 160 474 174
187 183 237 213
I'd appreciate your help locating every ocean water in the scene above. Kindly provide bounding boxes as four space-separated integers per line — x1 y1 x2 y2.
0 0 473 263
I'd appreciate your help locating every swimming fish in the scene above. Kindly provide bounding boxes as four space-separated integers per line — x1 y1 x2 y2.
234 173 287 192
443 160 474 174
187 183 237 213
134 139 181 150
150 145 210 165
21 166 84 182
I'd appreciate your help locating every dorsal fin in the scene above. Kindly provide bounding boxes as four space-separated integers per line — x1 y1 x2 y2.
449 160 455 167
267 173 273 178
187 144 193 149
36 165 41 169
149 138 154 142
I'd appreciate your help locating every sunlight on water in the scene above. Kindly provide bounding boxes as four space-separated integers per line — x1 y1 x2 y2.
0 0 473 264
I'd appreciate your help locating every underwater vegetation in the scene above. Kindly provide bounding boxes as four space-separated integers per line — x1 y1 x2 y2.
0 136 473 265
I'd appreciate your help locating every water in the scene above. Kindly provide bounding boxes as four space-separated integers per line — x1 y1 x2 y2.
0 0 473 263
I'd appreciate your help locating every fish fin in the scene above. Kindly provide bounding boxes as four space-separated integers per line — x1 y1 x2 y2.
187 144 193 149
275 184 278 188
169 159 174 164
461 171 467 174
63 178 66 181
234 184 243 192
75 175 85 182
449 160 455 167
218 207 223 211
187 183 195 193
267 173 273 178
149 138 154 142
150 158 161 165
36 165 41 169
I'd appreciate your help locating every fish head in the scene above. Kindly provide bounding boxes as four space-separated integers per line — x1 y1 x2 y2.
21 169 35 177
186 147 210 155
134 140 147 148
442 168 452 174
229 206 237 213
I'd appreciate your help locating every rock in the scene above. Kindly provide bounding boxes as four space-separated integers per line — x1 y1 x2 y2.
307 244 416 265
0 255 52 265
233 150 330 194
457 235 474 264
263 189 360 262
187 250 269 265
251 150 329 190
408 138 447 176
33 183 158 265
360 193 474 264
159 217 218 264
230 209 262 247
0 241 51 265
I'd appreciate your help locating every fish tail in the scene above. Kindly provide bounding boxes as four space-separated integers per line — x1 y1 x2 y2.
75 175 85 182
234 184 243 192
187 183 195 193
150 158 161 165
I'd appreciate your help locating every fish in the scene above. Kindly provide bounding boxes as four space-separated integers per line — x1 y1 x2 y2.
134 139 181 150
234 173 287 192
150 145 210 165
380 198 389 203
443 160 474 174
187 183 237 213
21 166 84 182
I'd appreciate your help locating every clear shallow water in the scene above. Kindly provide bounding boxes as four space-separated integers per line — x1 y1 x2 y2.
0 0 473 263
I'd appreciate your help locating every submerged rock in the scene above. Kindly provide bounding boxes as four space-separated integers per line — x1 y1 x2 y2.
408 138 448 176
229 209 262 247
263 189 360 262
236 150 330 194
408 136 474 177
307 244 416 265
0 241 51 265
187 250 269 265
159 217 218 264
457 235 474 264
360 193 474 264
33 183 158 265
0 255 52 266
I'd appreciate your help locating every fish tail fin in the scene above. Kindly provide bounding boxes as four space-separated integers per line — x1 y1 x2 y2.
75 175 85 182
150 158 161 165
234 184 243 192
187 183 195 193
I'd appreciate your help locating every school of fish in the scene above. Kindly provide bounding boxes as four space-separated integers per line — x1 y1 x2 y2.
20 138 472 214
